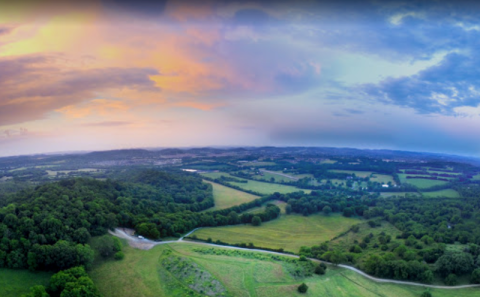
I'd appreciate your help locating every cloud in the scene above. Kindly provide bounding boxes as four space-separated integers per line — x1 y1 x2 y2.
81 121 131 127
0 54 159 125
361 51 480 114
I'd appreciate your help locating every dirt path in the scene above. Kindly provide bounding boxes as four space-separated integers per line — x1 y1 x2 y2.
110 228 480 290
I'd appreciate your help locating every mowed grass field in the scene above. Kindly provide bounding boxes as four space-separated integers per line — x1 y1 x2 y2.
201 171 310 194
229 179 311 195
380 192 420 197
398 174 450 188
329 170 374 178
192 214 361 253
370 174 395 184
203 180 259 211
421 189 460 198
89 240 480 297
0 268 52 297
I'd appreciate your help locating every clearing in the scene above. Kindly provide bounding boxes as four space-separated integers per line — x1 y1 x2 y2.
192 213 361 253
203 180 259 211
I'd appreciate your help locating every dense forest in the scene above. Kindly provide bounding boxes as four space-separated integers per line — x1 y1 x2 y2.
0 170 282 272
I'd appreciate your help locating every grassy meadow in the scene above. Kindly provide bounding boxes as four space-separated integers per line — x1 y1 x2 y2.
192 213 361 253
88 239 480 297
329 170 375 178
203 180 259 211
0 268 52 297
421 189 460 198
369 173 395 184
201 171 310 194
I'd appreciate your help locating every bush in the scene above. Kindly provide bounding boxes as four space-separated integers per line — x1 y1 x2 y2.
314 265 325 275
445 273 457 286
114 252 125 260
252 216 262 226
471 268 480 284
420 291 432 297
299 255 307 261
298 282 308 293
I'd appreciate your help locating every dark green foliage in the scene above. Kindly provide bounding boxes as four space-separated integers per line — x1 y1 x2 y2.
314 265 325 275
251 216 261 226
22 285 49 297
420 291 432 297
471 268 480 284
47 266 100 297
323 205 332 215
444 273 457 286
435 251 474 277
297 282 308 293
114 251 125 260
96 236 119 258
136 223 160 239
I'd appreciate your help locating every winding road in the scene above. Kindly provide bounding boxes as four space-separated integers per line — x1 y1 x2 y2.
110 227 480 290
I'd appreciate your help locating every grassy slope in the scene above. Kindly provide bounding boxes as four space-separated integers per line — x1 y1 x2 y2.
201 171 311 195
329 170 374 178
228 179 311 195
193 213 361 253
0 269 52 297
203 180 259 211
89 240 479 297
421 189 460 198
370 174 395 184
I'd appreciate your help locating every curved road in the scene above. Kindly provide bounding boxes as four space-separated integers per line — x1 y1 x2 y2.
110 228 480 290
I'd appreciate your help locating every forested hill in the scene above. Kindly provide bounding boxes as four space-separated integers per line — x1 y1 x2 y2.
0 170 215 272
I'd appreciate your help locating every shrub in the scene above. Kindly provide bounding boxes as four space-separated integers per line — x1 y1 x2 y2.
445 274 457 286
298 282 308 293
114 252 125 260
420 291 432 297
314 265 325 275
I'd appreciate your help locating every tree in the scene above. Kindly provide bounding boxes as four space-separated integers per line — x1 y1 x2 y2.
285 205 292 214
315 265 325 275
136 223 160 239
471 268 480 284
297 283 308 293
323 206 332 216
96 236 117 258
251 216 261 226
420 291 432 297
21 285 49 297
435 252 474 277
445 273 457 286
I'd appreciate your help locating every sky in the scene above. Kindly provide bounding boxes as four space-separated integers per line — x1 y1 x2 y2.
2 0 480 157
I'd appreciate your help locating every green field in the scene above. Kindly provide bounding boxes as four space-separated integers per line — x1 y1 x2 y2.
201 171 309 194
329 170 374 178
192 213 361 253
203 180 259 211
229 179 311 195
473 174 480 180
404 178 449 189
200 172 236 179
241 161 277 167
89 239 480 297
0 268 52 297
369 174 395 184
380 192 420 197
253 171 293 183
421 189 460 198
